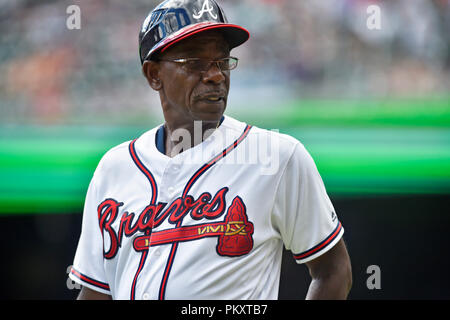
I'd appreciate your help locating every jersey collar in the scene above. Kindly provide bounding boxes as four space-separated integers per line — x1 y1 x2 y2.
155 116 225 155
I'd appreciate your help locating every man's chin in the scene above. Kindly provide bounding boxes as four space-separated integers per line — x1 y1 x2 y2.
191 106 226 124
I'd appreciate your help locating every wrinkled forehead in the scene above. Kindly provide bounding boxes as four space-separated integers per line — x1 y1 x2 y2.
160 30 230 57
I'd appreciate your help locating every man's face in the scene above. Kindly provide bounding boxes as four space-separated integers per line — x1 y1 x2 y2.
155 30 231 123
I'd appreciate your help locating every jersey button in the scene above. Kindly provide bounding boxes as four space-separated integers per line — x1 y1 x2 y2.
167 187 175 196
155 249 161 257
142 293 150 300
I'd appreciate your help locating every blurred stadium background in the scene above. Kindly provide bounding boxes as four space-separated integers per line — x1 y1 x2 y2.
0 0 449 299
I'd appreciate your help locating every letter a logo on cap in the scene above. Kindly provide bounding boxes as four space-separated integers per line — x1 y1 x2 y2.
193 0 217 19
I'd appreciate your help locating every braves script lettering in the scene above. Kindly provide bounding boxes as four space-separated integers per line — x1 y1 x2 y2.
98 187 254 259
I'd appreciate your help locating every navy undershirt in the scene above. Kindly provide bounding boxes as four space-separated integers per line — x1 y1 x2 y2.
155 116 225 155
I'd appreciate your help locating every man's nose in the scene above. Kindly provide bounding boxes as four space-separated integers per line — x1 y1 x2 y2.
201 62 226 84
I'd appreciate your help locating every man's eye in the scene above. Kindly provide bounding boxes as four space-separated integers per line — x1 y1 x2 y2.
186 60 207 70
218 60 229 69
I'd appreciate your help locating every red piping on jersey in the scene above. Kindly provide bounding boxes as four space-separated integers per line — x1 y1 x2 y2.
130 229 151 300
128 124 252 300
70 267 110 291
159 124 252 300
129 139 158 204
182 124 252 197
293 221 343 261
128 139 158 300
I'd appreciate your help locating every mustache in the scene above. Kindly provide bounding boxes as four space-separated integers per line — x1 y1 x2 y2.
194 89 228 100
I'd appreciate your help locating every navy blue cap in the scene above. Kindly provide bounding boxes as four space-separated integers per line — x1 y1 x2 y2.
139 0 250 64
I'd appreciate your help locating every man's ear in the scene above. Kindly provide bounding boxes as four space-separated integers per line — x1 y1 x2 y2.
142 60 162 91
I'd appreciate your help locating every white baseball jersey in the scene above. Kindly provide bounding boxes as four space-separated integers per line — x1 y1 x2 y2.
69 115 344 300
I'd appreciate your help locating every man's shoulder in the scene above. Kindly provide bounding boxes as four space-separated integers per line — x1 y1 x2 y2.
101 140 132 161
229 116 301 153
226 115 300 144
222 116 308 171
95 126 159 173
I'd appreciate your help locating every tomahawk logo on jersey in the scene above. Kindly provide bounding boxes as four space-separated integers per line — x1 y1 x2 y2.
69 116 344 300
97 188 254 259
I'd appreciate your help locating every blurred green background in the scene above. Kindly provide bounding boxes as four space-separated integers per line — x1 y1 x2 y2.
1 98 449 214
0 0 449 299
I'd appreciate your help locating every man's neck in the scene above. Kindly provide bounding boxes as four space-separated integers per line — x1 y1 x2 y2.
163 117 223 158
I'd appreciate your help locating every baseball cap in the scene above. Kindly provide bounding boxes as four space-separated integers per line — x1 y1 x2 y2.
139 0 250 64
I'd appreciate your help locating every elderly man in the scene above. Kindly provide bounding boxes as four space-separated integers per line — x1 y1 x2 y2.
69 0 352 300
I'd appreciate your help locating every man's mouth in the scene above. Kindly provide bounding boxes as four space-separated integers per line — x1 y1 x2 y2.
197 92 226 103
205 97 222 102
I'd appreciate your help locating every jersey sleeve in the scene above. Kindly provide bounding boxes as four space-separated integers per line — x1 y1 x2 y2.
69 169 111 295
272 142 344 264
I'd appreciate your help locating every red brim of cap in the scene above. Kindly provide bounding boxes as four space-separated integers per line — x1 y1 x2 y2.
148 22 250 59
